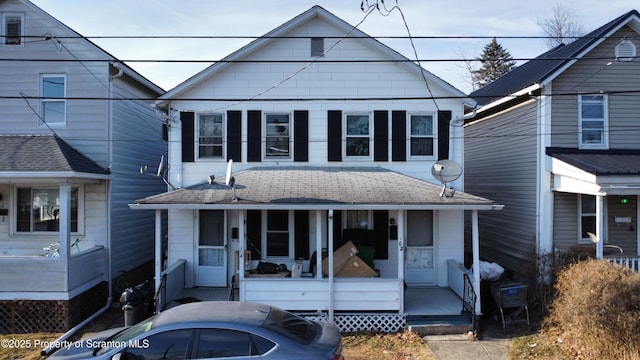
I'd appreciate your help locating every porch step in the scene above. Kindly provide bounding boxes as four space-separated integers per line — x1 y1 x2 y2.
407 314 474 336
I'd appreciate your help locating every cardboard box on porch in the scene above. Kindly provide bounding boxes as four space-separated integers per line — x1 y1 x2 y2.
322 241 378 277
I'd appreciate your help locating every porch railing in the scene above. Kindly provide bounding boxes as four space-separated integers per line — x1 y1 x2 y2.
462 273 477 332
607 257 640 273
156 259 186 312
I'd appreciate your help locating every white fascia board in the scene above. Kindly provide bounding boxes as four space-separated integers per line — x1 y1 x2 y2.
0 172 109 182
548 157 603 195
473 83 542 117
129 203 503 211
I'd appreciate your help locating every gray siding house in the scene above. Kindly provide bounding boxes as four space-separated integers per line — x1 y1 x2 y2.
465 10 640 274
0 0 166 332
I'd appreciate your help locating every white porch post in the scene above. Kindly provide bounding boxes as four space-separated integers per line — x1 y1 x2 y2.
239 211 246 282
328 209 334 321
315 211 322 279
472 210 481 314
58 183 71 258
397 210 404 313
154 209 162 312
595 195 605 259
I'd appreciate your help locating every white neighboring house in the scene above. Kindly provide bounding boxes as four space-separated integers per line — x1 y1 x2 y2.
0 0 166 332
132 6 501 332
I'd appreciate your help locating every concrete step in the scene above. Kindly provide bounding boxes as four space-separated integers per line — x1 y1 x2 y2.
407 315 474 336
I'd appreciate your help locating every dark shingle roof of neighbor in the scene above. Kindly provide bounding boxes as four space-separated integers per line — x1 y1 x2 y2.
0 135 109 175
547 148 640 176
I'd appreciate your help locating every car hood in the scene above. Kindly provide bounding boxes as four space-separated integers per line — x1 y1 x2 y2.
46 327 127 359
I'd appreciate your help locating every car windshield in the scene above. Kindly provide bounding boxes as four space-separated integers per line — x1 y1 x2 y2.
94 316 155 355
262 307 318 345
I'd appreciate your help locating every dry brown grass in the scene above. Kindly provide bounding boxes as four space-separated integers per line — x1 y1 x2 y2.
342 331 434 360
542 259 640 359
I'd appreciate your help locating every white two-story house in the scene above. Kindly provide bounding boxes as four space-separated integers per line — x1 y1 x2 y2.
0 0 166 333
133 6 501 333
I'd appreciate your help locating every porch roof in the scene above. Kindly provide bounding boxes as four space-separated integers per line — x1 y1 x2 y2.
132 166 502 210
0 135 110 180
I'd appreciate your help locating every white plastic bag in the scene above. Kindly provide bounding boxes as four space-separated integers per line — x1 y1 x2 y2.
478 260 505 281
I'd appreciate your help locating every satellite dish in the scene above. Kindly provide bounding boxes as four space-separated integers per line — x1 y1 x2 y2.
431 159 462 197
225 159 233 186
157 155 165 177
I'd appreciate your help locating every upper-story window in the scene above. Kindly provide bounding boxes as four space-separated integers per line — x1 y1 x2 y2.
345 113 371 158
265 113 291 159
198 113 224 159
3 13 23 45
579 94 608 148
409 113 435 157
41 75 66 126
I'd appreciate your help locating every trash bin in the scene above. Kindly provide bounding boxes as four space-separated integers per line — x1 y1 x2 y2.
120 281 153 327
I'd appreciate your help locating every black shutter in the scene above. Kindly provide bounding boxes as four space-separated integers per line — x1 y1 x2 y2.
246 210 262 260
374 110 388 161
227 110 242 162
391 110 406 161
438 110 452 160
247 110 261 162
327 110 342 161
181 111 195 163
294 211 310 260
294 111 309 162
373 210 389 260
332 210 343 250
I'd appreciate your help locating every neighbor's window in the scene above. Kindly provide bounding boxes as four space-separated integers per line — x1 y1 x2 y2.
579 194 596 243
3 14 23 45
345 114 371 157
17 188 78 232
265 113 291 159
579 94 607 148
409 114 435 157
198 113 224 158
41 75 66 126
266 210 289 257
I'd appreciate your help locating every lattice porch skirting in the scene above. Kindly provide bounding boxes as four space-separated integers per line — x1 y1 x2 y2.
304 313 407 333
0 282 108 334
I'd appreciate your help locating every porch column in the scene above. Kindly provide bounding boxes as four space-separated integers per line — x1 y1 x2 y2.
315 211 322 279
239 211 246 282
154 209 162 312
58 183 71 258
397 210 404 313
595 195 605 259
471 210 481 314
328 209 334 321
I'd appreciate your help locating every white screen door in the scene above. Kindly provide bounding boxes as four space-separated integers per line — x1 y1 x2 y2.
405 210 435 286
197 210 226 286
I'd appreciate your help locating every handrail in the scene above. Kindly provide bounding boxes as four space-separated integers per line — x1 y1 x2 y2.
462 273 477 332
154 273 167 314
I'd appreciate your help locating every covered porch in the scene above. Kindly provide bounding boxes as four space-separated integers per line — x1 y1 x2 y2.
132 167 501 331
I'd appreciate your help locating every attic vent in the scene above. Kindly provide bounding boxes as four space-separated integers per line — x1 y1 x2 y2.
311 37 324 57
615 39 636 62
5 16 22 45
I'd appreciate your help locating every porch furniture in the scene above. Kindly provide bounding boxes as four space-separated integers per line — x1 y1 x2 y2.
491 282 529 331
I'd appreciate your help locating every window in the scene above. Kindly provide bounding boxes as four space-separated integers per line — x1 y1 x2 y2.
345 114 371 157
195 329 275 357
122 329 191 359
17 187 78 232
311 37 324 56
409 114 435 156
266 210 290 257
265 113 290 159
3 14 23 45
579 94 607 148
41 75 66 126
579 194 596 243
198 113 224 158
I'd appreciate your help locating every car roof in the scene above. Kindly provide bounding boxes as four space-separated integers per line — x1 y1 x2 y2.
152 301 271 328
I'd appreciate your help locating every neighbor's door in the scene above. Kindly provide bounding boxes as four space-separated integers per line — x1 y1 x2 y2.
405 210 435 286
197 210 227 287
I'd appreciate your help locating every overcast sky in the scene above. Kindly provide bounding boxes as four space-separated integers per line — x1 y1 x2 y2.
30 0 637 93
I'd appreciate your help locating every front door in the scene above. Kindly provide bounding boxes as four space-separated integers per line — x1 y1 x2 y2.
405 210 435 286
197 210 226 287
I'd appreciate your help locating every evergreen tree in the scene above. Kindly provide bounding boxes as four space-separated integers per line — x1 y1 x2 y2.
472 38 517 88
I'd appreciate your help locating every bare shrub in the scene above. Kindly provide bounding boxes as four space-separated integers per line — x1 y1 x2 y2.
543 259 640 359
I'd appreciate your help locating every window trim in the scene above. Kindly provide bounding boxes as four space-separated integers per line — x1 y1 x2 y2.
578 94 608 149
407 112 437 159
3 13 24 46
263 112 292 161
197 112 225 160
40 74 67 127
262 210 293 259
14 185 84 235
343 112 372 160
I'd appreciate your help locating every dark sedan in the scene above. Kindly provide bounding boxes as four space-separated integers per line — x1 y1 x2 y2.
47 301 344 360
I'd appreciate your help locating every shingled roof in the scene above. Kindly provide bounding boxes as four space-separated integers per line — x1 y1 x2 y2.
547 148 640 176
470 10 640 106
0 135 109 175
134 166 500 210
